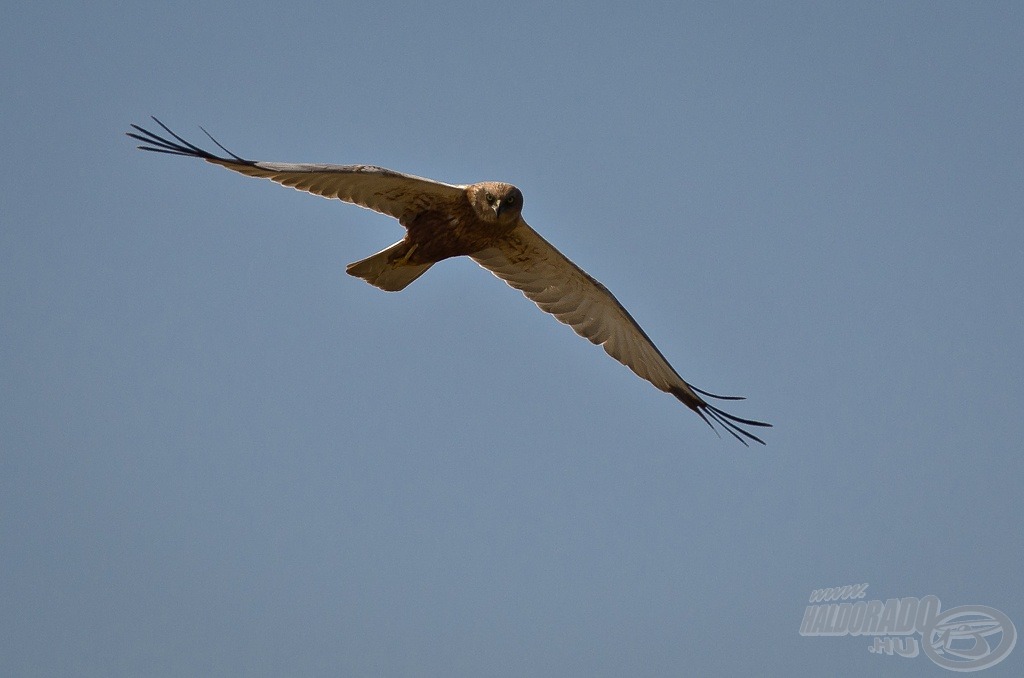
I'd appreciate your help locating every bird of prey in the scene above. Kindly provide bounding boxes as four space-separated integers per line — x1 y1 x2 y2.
127 118 770 444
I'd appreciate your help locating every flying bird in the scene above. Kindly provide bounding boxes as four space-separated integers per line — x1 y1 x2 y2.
127 118 770 444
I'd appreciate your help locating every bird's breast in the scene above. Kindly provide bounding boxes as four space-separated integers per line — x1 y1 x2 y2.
405 208 513 263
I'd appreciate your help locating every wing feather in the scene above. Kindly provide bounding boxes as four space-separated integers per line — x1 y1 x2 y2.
127 118 464 225
472 223 770 444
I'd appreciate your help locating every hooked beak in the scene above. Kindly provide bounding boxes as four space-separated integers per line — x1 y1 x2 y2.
491 199 503 217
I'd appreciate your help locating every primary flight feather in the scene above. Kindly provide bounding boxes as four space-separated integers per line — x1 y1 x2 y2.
127 118 770 444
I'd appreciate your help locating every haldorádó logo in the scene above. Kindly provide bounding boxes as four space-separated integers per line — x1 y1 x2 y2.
800 584 1016 672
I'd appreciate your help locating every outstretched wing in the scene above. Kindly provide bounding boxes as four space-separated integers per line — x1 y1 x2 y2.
472 224 771 445
127 117 465 225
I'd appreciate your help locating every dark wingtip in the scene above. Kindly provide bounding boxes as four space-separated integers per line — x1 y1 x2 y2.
126 117 251 164
704 403 770 446
199 125 246 162
691 385 746 401
672 385 770 446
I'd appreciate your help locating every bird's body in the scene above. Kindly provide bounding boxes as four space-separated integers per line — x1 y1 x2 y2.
346 181 524 289
128 118 770 444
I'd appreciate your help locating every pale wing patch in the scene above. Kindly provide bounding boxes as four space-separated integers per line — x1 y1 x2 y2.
126 119 464 224
212 160 465 224
471 224 695 399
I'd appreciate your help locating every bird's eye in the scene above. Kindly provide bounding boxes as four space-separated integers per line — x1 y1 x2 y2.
505 196 515 205
485 193 495 204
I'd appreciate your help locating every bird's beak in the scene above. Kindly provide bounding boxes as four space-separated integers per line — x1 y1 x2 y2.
491 199 502 217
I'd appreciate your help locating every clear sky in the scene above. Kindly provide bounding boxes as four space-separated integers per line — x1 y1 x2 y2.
2 2 1022 676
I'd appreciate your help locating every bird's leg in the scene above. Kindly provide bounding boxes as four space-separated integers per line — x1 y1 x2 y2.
396 243 419 265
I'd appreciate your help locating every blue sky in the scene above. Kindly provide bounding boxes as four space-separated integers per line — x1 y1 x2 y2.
2 2 1022 676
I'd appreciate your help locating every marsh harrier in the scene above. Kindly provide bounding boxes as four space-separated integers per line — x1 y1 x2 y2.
128 119 770 444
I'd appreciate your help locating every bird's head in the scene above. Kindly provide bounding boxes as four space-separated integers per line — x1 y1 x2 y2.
468 182 523 225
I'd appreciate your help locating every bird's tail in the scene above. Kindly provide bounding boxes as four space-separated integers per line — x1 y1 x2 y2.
346 240 434 292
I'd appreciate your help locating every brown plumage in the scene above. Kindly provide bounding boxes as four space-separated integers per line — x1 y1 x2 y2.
127 118 771 444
